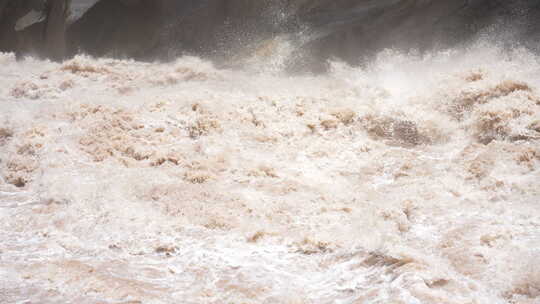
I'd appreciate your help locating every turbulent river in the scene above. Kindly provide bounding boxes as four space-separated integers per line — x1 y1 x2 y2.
1 37 540 303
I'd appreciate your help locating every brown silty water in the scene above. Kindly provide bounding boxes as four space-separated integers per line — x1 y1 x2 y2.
0 40 539 303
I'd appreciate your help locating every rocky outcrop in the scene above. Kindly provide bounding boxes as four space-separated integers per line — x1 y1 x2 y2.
1 0 539 66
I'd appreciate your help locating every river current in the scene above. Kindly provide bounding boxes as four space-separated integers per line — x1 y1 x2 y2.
1 37 539 303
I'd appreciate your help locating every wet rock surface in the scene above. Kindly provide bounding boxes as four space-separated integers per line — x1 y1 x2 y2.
1 0 540 65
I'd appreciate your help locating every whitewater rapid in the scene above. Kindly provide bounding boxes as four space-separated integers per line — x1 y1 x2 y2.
0 41 539 303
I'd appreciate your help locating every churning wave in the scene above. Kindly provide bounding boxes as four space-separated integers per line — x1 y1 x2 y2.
1 23 540 304
0 0 540 304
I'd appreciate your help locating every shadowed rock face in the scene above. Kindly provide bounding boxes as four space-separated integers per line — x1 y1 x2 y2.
44 0 67 60
66 0 163 58
0 0 42 55
1 0 539 65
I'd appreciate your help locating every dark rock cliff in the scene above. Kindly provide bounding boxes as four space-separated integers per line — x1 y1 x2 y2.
1 0 539 68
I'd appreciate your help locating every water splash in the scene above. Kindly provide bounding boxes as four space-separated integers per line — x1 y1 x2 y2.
0 41 539 303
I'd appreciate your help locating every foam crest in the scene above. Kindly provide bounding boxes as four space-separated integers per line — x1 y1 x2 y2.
0 42 539 303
